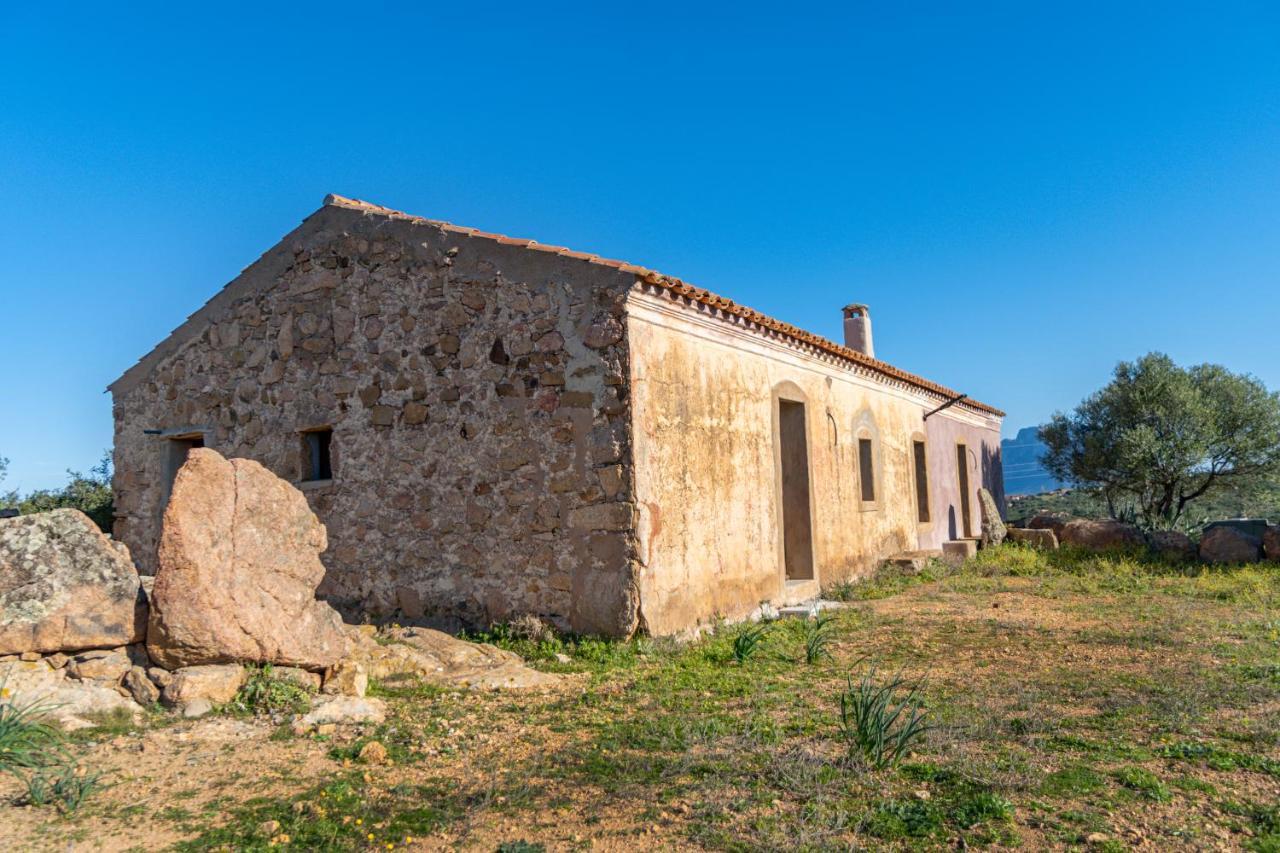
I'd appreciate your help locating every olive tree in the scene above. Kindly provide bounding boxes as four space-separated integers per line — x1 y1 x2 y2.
1041 353 1280 529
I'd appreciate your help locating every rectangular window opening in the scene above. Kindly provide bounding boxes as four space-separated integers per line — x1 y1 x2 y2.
913 440 930 523
161 433 205 514
302 428 333 482
857 437 876 503
957 443 972 538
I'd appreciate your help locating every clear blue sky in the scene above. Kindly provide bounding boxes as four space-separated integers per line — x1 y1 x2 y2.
3 3 1279 490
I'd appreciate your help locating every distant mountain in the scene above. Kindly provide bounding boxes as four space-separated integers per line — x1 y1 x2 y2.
1002 426 1066 496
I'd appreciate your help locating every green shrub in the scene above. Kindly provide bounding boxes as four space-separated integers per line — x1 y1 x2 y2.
838 665 931 769
2 451 114 533
229 665 315 716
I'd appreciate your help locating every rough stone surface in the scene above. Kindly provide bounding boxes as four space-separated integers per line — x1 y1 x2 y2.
977 488 1007 547
1264 526 1280 562
0 659 143 730
0 509 147 655
161 663 247 708
147 448 349 669
884 550 942 575
321 660 368 697
1199 526 1262 564
941 540 978 562
110 202 640 638
339 625 560 690
1059 519 1145 551
272 666 322 691
123 665 161 705
1007 527 1058 549
357 740 389 764
182 698 214 718
67 648 132 683
291 695 386 734
1149 530 1195 561
1027 515 1073 537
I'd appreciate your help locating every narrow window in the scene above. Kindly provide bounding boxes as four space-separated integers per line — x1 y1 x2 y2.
913 440 930 523
858 437 876 502
956 443 972 537
301 428 333 481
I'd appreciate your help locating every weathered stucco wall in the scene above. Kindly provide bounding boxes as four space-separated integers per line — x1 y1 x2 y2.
626 286 1002 635
111 202 639 636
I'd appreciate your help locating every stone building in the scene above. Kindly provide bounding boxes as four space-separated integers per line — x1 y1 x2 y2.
110 195 1004 637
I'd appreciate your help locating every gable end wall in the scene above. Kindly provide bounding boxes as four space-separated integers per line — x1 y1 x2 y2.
111 206 640 636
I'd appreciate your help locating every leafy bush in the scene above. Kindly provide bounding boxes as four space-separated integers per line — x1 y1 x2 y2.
2 451 114 533
838 665 932 769
229 665 315 716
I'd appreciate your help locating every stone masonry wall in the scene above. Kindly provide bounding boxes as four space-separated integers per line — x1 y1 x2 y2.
111 203 639 636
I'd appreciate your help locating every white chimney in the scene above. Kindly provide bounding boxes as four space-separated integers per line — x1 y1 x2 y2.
842 303 874 358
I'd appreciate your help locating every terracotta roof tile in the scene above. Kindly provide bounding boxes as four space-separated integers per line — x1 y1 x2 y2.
322 194 1003 417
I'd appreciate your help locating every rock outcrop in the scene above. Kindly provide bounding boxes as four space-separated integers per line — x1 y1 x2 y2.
1059 519 1145 551
1007 527 1058 549
336 624 560 691
0 658 143 730
147 449 348 670
1198 526 1261 564
978 488 1007 546
1149 530 1195 561
0 509 147 655
1027 515 1073 538
161 663 248 709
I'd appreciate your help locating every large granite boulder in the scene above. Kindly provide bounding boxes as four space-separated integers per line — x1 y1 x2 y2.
147 449 348 670
1007 527 1058 549
1264 526 1280 562
1149 530 1196 561
0 509 147 655
1199 525 1261 564
1059 519 1145 551
1027 515 1074 538
978 488 1006 546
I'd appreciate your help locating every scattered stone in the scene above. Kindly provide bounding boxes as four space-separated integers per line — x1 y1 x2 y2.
1199 525 1262 564
272 666 322 691
337 625 560 691
1148 529 1195 561
357 740 389 764
147 448 349 670
182 698 214 718
45 652 68 669
291 696 386 734
123 666 161 706
67 648 132 683
146 666 174 689
0 659 143 730
977 488 1006 547
259 820 281 837
0 509 147 655
321 660 368 698
162 663 247 708
1006 527 1058 549
884 550 941 574
1058 519 1144 551
19 651 40 662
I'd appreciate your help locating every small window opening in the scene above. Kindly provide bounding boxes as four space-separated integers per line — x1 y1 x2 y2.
302 428 333 481
857 437 876 502
913 440 930 523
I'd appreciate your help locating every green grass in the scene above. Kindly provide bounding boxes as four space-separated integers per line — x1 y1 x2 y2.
20 543 1280 850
